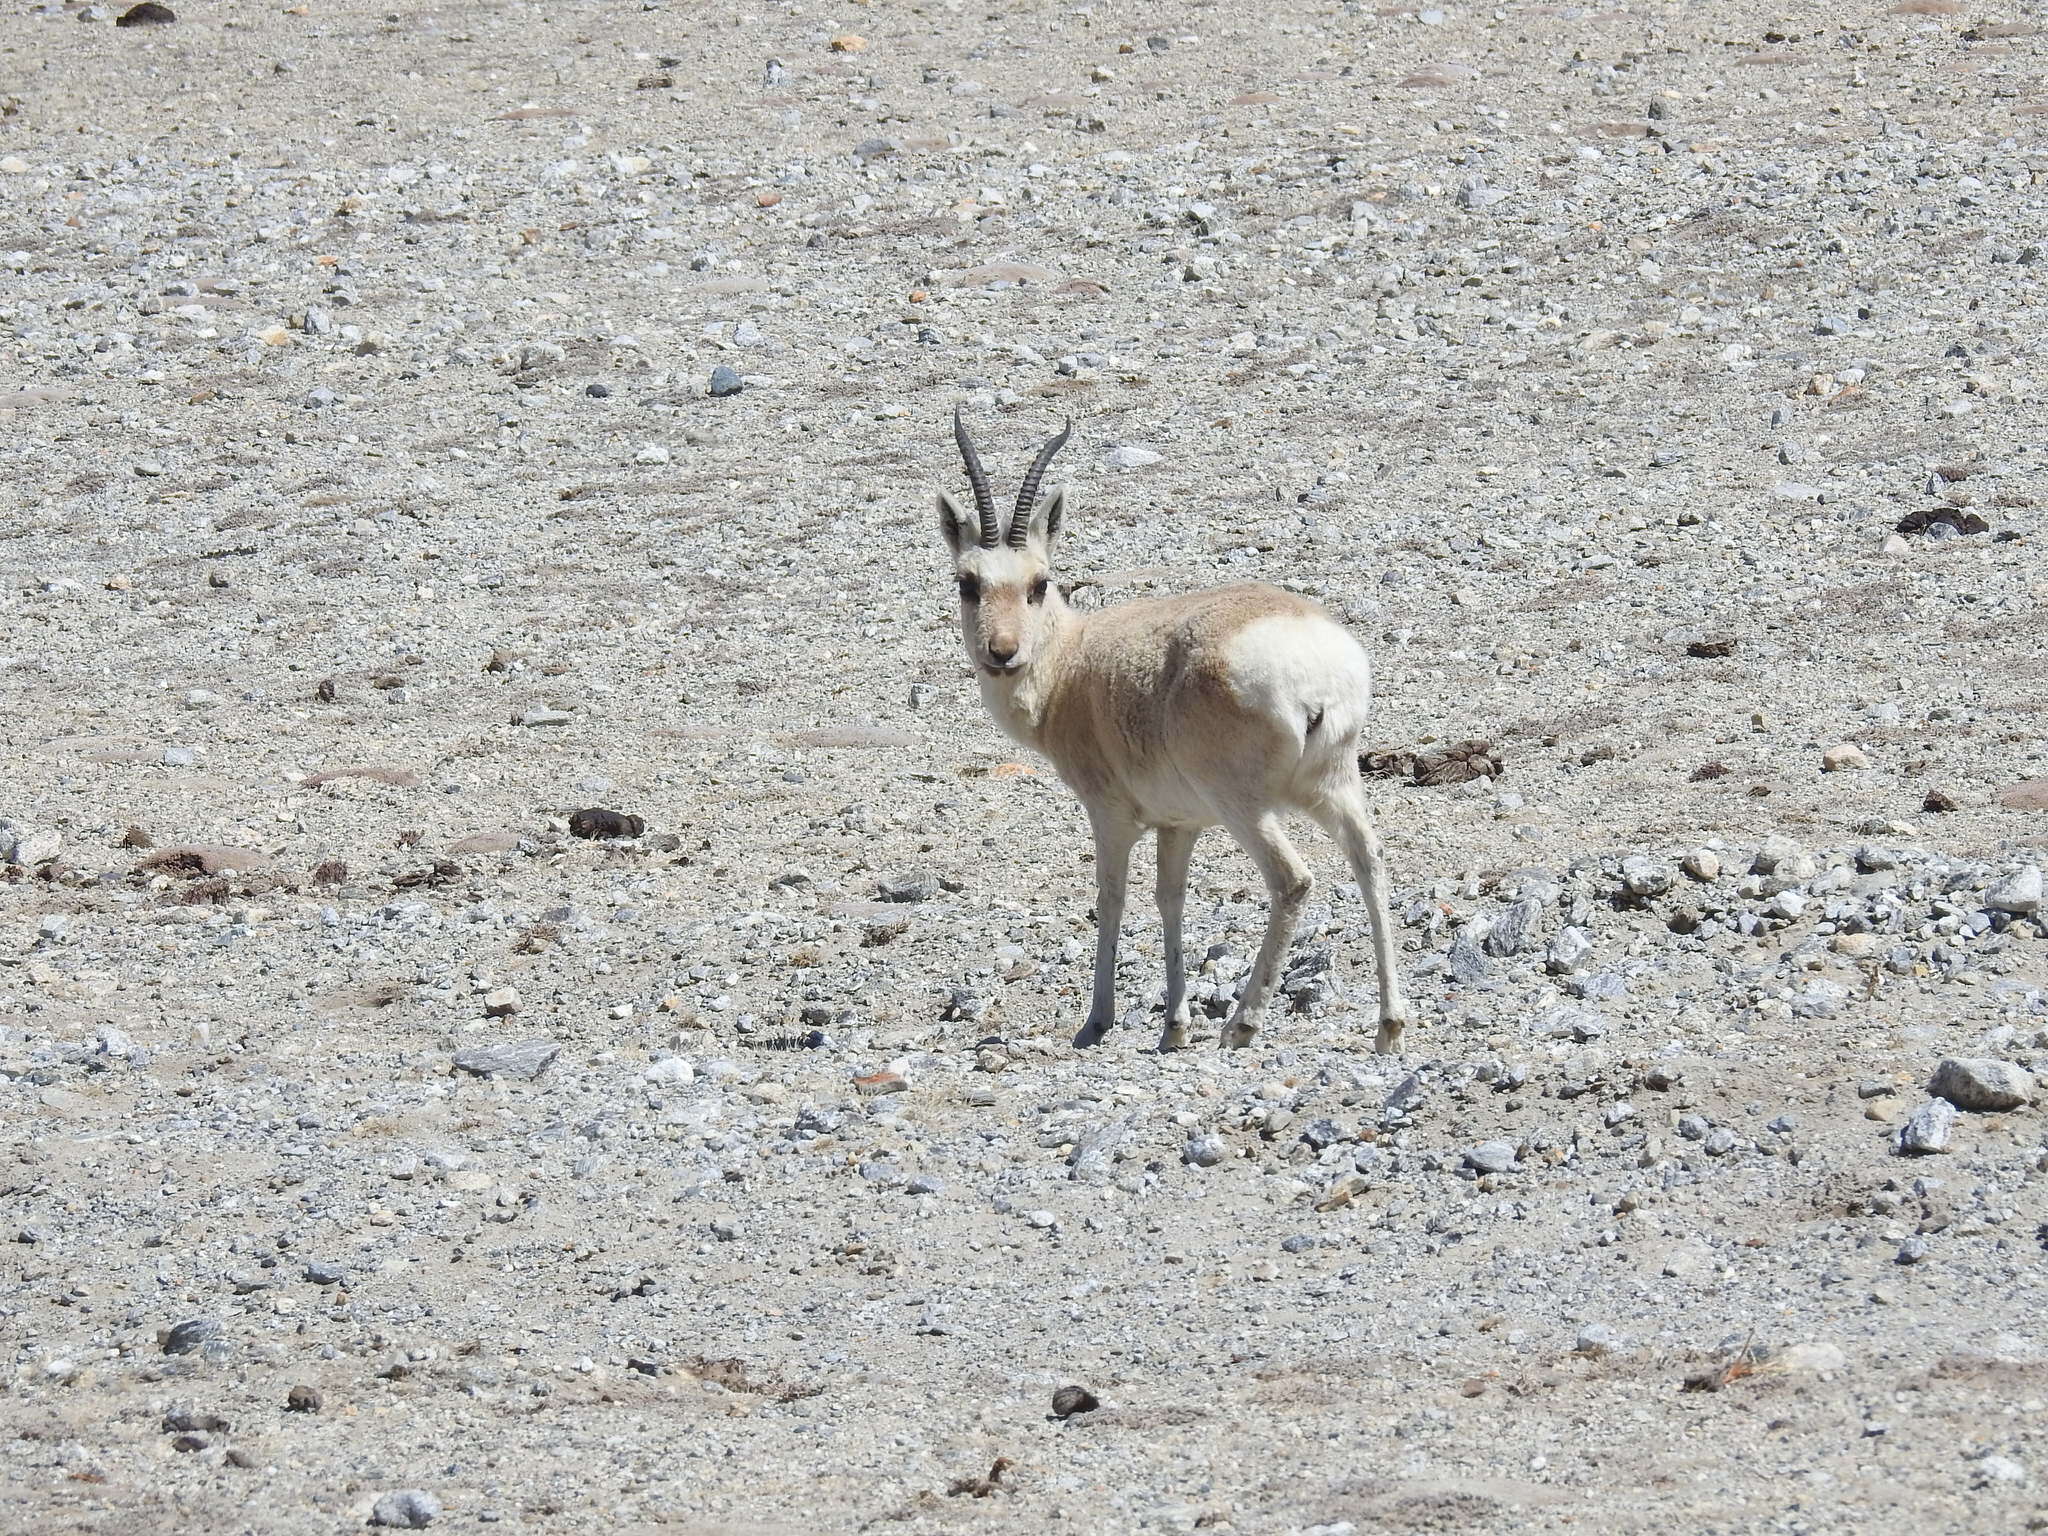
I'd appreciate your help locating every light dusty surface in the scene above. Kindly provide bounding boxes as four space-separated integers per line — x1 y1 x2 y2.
2 0 2047 1531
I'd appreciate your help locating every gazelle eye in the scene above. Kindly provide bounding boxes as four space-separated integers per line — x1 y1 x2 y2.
1028 578 1049 605
957 576 980 603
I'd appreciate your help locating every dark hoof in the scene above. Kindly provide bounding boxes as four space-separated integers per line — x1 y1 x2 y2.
1072 1018 1112 1049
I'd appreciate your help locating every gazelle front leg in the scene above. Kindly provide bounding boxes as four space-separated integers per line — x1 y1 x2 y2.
1073 811 1139 1048
1217 811 1312 1050
1155 824 1199 1051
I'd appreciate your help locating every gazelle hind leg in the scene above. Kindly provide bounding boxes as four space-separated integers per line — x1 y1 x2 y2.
1313 787 1409 1054
1074 813 1140 1048
1216 811 1312 1050
1155 825 1199 1051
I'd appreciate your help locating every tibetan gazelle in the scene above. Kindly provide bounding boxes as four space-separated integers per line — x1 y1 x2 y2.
936 409 1408 1053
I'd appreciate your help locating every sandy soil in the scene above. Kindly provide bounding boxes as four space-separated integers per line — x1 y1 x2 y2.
2 0 2046 1531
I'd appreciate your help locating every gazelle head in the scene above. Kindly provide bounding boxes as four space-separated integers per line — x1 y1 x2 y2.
936 409 1072 676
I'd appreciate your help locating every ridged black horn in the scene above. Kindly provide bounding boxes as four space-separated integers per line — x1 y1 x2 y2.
953 406 999 547
1008 417 1072 546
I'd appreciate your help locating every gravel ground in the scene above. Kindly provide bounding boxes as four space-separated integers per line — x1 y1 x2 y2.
3 0 2046 1531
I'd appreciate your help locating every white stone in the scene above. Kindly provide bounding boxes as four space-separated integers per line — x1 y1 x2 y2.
1984 865 2042 915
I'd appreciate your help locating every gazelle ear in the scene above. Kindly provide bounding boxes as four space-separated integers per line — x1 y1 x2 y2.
937 489 974 556
1022 485 1068 551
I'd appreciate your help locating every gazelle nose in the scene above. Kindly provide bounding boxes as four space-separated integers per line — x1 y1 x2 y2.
986 640 1018 666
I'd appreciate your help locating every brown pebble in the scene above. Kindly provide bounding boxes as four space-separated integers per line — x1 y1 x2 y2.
1685 635 1738 659
1051 1384 1099 1418
223 1447 256 1469
569 807 646 840
115 1 177 24
1923 788 1960 814
1896 505 1988 537
285 1384 322 1413
120 825 154 850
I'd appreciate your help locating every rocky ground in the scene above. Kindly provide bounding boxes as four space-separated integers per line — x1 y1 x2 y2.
2 0 2047 1531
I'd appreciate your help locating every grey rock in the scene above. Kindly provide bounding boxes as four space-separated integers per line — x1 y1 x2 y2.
452 1041 560 1081
877 871 938 903
1445 925 1490 983
1984 865 2042 915
1457 177 1513 211
162 1317 221 1355
1927 1057 2033 1112
1619 855 1673 898
4 825 60 866
1104 444 1162 469
1895 1237 1930 1265
1897 1098 1956 1155
1383 1072 1425 1116
515 707 571 727
1766 889 1806 921
1183 1133 1227 1168
1752 836 1816 879
1464 1139 1518 1175
1702 1128 1737 1157
708 364 743 397
1543 1006 1608 1042
369 1490 442 1529
1676 1114 1710 1141
1575 1323 1631 1356
304 1259 346 1286
940 986 988 1022
1068 1113 1137 1184
1299 1117 1346 1150
1483 896 1541 957
1567 970 1629 1001
1282 947 1341 1010
1545 926 1593 972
